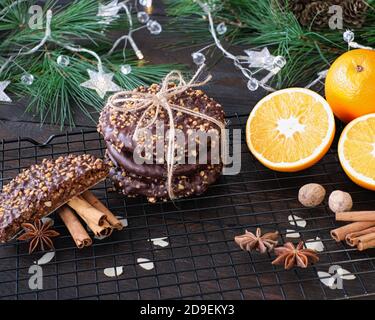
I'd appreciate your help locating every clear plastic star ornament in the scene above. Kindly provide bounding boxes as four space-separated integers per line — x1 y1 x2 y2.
244 47 276 71
0 80 11 102
97 0 122 25
80 69 122 98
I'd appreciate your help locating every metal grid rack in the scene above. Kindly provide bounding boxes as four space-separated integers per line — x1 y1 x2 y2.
0 113 375 300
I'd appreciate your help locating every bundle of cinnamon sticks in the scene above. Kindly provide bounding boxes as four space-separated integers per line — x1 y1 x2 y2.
331 211 375 251
57 191 124 249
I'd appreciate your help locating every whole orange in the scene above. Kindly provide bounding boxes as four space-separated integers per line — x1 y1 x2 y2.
325 49 375 123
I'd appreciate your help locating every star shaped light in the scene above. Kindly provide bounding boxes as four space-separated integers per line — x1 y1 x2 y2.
80 69 122 98
97 0 122 25
244 47 275 71
0 80 12 102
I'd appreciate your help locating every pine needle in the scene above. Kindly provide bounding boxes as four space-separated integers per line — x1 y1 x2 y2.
165 0 375 88
0 0 179 128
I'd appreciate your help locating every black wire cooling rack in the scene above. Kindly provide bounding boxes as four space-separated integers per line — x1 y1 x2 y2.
0 113 375 300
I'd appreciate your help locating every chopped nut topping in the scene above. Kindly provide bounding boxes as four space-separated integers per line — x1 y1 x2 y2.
44 201 52 207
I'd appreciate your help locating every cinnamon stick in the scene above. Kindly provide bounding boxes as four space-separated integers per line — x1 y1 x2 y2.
346 226 375 247
357 233 375 251
89 219 113 238
57 206 92 249
336 211 375 222
331 221 375 242
67 196 112 236
67 196 107 226
82 190 123 230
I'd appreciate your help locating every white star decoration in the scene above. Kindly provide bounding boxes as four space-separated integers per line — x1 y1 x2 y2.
97 0 122 25
244 47 275 71
0 80 11 102
80 69 122 99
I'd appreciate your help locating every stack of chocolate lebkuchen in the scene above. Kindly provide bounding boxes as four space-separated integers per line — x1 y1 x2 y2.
98 83 226 202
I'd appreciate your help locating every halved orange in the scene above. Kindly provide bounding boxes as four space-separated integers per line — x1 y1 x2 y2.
246 88 335 172
338 113 375 191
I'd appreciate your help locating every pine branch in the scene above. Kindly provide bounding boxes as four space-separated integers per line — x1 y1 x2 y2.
0 0 179 128
0 0 106 52
6 47 179 128
165 0 375 88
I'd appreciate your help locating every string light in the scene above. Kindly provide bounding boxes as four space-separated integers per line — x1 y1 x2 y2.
107 0 162 61
0 0 162 99
56 55 70 67
306 30 374 90
343 29 374 50
21 74 34 86
97 0 123 25
192 0 286 92
139 0 152 8
305 70 328 89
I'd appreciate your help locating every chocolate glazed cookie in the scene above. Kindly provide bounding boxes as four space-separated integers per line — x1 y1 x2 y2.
106 141 216 179
99 83 226 201
98 84 225 157
109 164 223 202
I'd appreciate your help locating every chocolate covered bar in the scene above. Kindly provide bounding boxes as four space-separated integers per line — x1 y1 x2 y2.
0 154 109 242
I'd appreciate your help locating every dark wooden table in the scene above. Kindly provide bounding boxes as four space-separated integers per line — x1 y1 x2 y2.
0 0 264 141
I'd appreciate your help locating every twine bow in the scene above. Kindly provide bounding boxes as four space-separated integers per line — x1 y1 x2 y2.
107 64 227 199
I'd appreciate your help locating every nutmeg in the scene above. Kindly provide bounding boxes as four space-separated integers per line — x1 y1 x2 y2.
298 183 326 207
329 190 353 213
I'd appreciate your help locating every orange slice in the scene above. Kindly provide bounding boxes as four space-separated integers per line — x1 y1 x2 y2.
246 88 335 172
338 113 375 191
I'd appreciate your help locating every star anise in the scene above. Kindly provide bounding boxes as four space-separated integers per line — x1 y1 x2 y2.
234 228 279 254
17 219 60 254
272 241 319 270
